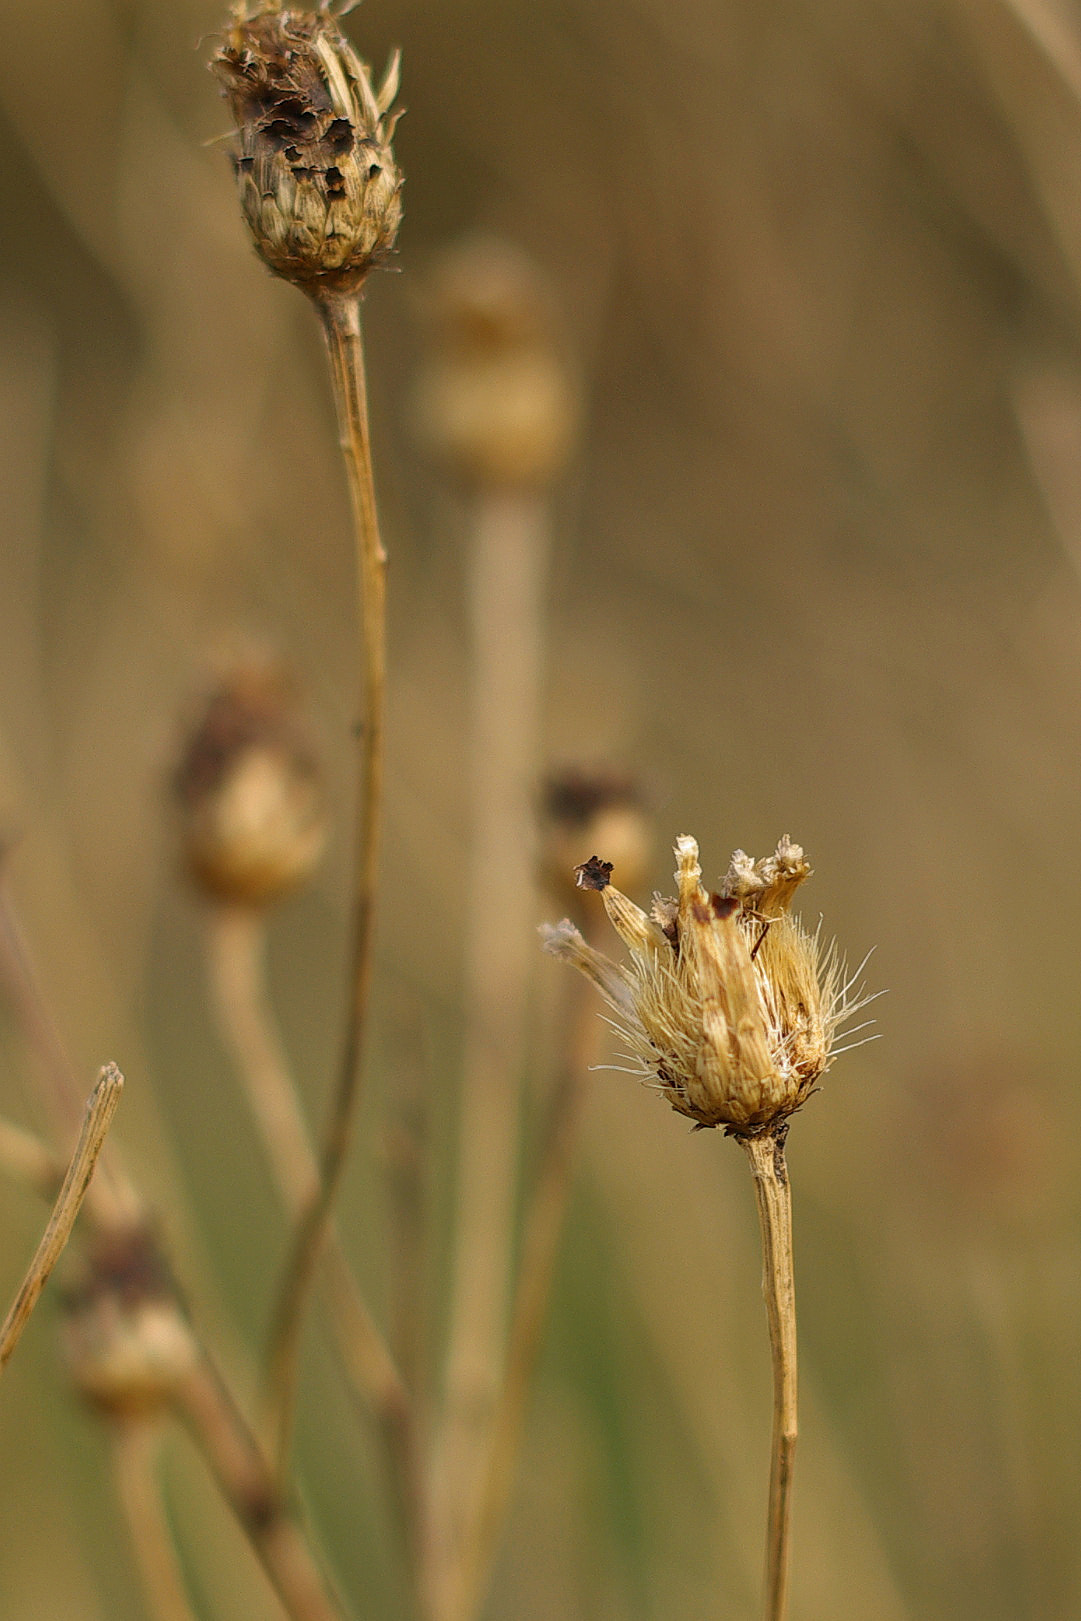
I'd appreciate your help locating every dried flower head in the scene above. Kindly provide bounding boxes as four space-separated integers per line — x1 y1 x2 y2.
174 662 326 907
63 1229 198 1419
213 4 403 297
542 835 870 1134
413 235 579 488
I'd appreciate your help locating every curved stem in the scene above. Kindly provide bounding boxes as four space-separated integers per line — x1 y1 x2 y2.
265 291 387 1484
740 1127 798 1621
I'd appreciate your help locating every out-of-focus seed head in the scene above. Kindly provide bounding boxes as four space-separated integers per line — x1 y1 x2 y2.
413 235 579 489
540 769 651 910
542 834 871 1135
174 662 326 908
63 1228 198 1419
213 4 403 298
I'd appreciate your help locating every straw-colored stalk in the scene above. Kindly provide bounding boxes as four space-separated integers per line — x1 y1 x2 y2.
265 289 389 1480
741 1127 798 1621
0 1064 123 1374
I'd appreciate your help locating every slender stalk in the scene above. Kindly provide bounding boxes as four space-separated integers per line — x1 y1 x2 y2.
266 290 388 1481
447 964 596 1621
112 1421 200 1621
175 1348 349 1621
0 1063 123 1373
740 1127 798 1621
207 904 427 1573
433 490 547 1606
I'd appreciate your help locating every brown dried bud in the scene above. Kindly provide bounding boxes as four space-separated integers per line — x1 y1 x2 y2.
413 236 579 488
213 5 403 297
543 834 873 1134
63 1229 198 1419
174 663 326 907
540 769 651 906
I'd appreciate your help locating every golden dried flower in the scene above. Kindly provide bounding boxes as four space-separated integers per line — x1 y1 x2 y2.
174 663 326 907
542 834 870 1134
413 236 579 488
213 4 403 297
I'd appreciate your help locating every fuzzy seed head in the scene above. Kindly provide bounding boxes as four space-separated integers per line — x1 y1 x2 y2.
542 834 869 1134
213 5 403 297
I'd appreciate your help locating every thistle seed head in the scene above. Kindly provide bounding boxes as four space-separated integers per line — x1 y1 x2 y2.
213 5 403 297
542 834 870 1134
173 662 326 908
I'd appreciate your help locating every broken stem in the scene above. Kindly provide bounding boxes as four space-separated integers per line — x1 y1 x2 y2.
0 1063 124 1374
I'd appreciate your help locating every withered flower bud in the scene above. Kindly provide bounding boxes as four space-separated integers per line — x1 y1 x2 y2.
413 235 579 488
542 834 871 1134
63 1229 198 1419
213 5 403 297
174 663 326 908
540 769 651 907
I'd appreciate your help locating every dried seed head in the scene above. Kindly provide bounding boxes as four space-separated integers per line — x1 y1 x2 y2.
542 834 871 1134
412 235 579 488
213 5 403 298
540 769 651 907
174 662 326 907
63 1229 198 1419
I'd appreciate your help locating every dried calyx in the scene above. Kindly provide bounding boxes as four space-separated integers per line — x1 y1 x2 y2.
213 3 403 298
542 835 871 1135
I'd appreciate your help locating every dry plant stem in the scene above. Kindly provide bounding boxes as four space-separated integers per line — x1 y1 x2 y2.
435 491 547 1598
176 1348 349 1621
741 1128 798 1621
448 967 596 1621
207 906 426 1571
112 1422 200 1621
266 289 388 1483
0 1063 123 1373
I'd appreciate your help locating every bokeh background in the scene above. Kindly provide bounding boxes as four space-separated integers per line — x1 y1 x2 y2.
3 0 1081 1616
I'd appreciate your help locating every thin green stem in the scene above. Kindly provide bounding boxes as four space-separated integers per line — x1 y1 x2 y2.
740 1127 798 1621
265 290 388 1485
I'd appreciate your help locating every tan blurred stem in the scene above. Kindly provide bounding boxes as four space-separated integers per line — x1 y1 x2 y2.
175 1347 348 1621
266 290 388 1483
433 491 547 1604
447 962 596 1621
740 1127 798 1621
0 1063 123 1374
206 903 427 1571
112 1421 199 1621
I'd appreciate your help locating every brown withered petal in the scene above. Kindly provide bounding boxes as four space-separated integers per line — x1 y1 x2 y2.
213 6 403 297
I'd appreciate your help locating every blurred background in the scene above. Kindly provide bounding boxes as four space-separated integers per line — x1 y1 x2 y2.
3 0 1081 1616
